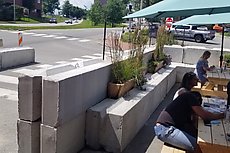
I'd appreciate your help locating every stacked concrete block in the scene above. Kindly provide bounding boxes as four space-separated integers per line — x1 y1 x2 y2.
18 75 42 153
41 63 111 153
0 47 35 70
0 38 3 47
17 120 40 153
41 114 85 153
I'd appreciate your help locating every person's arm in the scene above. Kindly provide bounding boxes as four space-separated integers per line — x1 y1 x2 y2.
192 106 225 121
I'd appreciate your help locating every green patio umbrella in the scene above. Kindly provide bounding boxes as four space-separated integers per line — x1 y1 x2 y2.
123 0 230 19
173 13 230 69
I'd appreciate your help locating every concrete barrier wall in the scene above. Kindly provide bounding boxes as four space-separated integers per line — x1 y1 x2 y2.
0 47 35 70
85 63 194 153
164 45 230 66
41 62 111 153
0 39 3 47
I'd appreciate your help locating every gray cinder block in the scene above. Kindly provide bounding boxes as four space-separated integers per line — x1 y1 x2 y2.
41 115 85 153
17 119 40 153
18 75 42 121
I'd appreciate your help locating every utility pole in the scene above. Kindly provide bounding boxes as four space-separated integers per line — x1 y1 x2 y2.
13 0 16 21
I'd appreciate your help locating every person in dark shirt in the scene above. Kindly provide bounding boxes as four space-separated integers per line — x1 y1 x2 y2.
154 91 225 152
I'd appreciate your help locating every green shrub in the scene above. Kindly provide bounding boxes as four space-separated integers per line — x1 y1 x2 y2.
224 54 230 63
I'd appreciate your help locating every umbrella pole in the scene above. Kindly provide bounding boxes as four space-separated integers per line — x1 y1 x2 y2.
220 25 225 70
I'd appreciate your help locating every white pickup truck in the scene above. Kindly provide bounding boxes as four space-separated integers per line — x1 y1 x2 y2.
169 24 215 43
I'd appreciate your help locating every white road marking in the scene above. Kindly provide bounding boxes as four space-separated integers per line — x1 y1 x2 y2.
79 39 90 42
21 32 36 35
70 58 91 62
0 75 18 84
32 34 47 37
0 88 18 101
54 36 68 39
81 55 101 59
67 38 79 41
42 35 56 38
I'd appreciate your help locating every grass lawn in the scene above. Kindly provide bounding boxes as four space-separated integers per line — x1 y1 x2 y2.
0 19 125 31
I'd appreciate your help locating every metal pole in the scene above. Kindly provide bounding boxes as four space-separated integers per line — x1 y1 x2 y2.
220 24 225 69
13 0 16 21
102 20 107 60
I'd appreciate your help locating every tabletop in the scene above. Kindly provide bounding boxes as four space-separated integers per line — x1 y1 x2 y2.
198 97 230 153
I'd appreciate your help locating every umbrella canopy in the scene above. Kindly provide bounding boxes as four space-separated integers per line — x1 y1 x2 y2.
123 0 230 19
171 13 230 69
174 13 230 25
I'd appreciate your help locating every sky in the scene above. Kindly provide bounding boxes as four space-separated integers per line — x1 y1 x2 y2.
59 0 94 9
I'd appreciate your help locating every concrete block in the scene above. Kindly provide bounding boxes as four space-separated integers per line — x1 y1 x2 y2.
0 38 3 47
184 46 220 66
18 75 42 121
86 67 175 153
42 63 110 127
164 45 183 63
41 114 85 153
17 119 40 153
0 47 35 69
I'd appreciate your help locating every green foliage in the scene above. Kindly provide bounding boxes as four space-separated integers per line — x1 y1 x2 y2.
88 0 104 26
154 25 176 61
147 59 159 73
108 29 147 87
106 0 125 27
0 5 23 21
224 54 230 64
43 0 60 15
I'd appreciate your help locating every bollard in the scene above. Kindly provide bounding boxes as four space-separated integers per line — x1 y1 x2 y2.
18 32 23 47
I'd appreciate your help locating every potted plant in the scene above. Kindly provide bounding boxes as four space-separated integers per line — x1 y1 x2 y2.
147 25 174 73
107 29 148 99
224 53 230 68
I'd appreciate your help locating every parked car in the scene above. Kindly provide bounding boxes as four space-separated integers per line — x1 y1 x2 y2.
169 24 215 43
65 19 73 24
49 18 57 24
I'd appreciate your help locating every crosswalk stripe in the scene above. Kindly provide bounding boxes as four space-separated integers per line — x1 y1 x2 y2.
0 75 18 84
79 39 90 42
81 55 101 59
70 57 91 62
0 88 18 101
54 36 68 39
67 38 79 41
42 35 56 38
32 34 47 37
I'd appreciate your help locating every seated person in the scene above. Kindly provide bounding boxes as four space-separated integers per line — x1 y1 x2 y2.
194 51 215 87
154 91 224 152
173 72 198 100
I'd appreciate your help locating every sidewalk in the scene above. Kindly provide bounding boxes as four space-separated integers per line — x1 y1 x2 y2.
80 83 180 153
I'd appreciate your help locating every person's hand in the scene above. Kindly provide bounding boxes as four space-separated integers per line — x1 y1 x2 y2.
210 65 215 70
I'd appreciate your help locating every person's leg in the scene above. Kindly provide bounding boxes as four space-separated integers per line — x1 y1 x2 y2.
154 125 197 152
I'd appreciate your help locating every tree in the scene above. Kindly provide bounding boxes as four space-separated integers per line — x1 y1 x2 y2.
62 0 73 17
88 0 104 26
43 0 59 15
106 0 125 27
